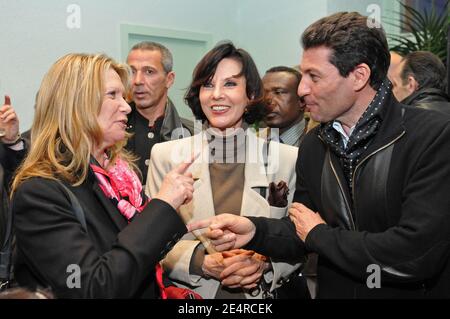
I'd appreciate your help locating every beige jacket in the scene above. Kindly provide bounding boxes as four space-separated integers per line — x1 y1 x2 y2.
146 129 300 299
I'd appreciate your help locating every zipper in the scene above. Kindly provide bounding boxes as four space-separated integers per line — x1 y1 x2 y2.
351 131 406 220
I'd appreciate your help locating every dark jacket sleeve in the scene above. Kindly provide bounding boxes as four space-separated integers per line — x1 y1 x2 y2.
304 123 450 284
245 216 306 263
0 142 27 191
293 131 319 210
244 143 312 263
13 178 187 298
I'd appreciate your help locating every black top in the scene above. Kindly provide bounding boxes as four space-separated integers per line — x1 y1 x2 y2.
13 170 186 298
125 105 164 183
402 88 450 116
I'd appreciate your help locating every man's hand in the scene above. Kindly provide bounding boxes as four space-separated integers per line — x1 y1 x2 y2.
289 202 326 242
187 214 256 252
0 95 20 143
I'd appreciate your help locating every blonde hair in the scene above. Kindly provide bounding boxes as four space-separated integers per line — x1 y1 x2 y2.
12 53 136 193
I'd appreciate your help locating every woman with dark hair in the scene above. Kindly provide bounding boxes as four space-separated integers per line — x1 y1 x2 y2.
146 42 301 299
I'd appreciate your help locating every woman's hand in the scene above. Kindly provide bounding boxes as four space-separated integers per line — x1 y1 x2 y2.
201 252 226 279
154 160 194 210
220 250 269 289
187 214 256 251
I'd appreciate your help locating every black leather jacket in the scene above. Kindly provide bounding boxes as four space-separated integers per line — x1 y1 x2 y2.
402 88 450 116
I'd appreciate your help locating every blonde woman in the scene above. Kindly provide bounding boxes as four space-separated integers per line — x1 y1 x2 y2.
147 42 305 299
11 53 194 298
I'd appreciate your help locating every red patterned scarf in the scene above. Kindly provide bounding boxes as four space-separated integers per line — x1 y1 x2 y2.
90 156 148 220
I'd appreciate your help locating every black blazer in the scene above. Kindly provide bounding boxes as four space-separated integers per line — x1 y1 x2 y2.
12 169 186 298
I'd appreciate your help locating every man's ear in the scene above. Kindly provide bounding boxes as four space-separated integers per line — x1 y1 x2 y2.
407 75 419 94
166 71 175 89
352 63 371 91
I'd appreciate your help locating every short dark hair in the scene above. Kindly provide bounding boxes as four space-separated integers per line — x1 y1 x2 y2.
185 41 265 124
301 12 389 90
401 51 447 91
129 41 173 73
265 66 302 85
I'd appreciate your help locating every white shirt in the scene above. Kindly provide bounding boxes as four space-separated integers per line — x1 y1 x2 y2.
332 121 355 149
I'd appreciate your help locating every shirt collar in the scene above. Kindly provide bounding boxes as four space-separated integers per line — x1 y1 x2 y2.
280 118 306 147
332 121 355 149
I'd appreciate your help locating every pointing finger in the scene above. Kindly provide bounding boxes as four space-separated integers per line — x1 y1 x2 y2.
174 160 194 175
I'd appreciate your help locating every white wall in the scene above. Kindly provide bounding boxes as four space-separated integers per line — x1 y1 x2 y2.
327 0 402 39
327 0 384 14
1 0 397 130
0 0 240 130
236 0 328 73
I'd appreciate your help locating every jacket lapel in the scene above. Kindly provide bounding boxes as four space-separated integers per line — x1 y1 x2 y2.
160 99 184 142
89 173 128 231
321 149 355 230
177 133 216 251
179 133 215 223
241 131 270 217
125 103 138 152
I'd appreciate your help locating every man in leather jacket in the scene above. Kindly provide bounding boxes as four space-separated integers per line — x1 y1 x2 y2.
390 51 450 115
188 12 450 299
125 42 193 184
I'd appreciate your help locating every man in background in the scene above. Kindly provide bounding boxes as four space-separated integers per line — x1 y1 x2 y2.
262 66 308 147
390 50 450 115
126 42 193 183
263 66 317 298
